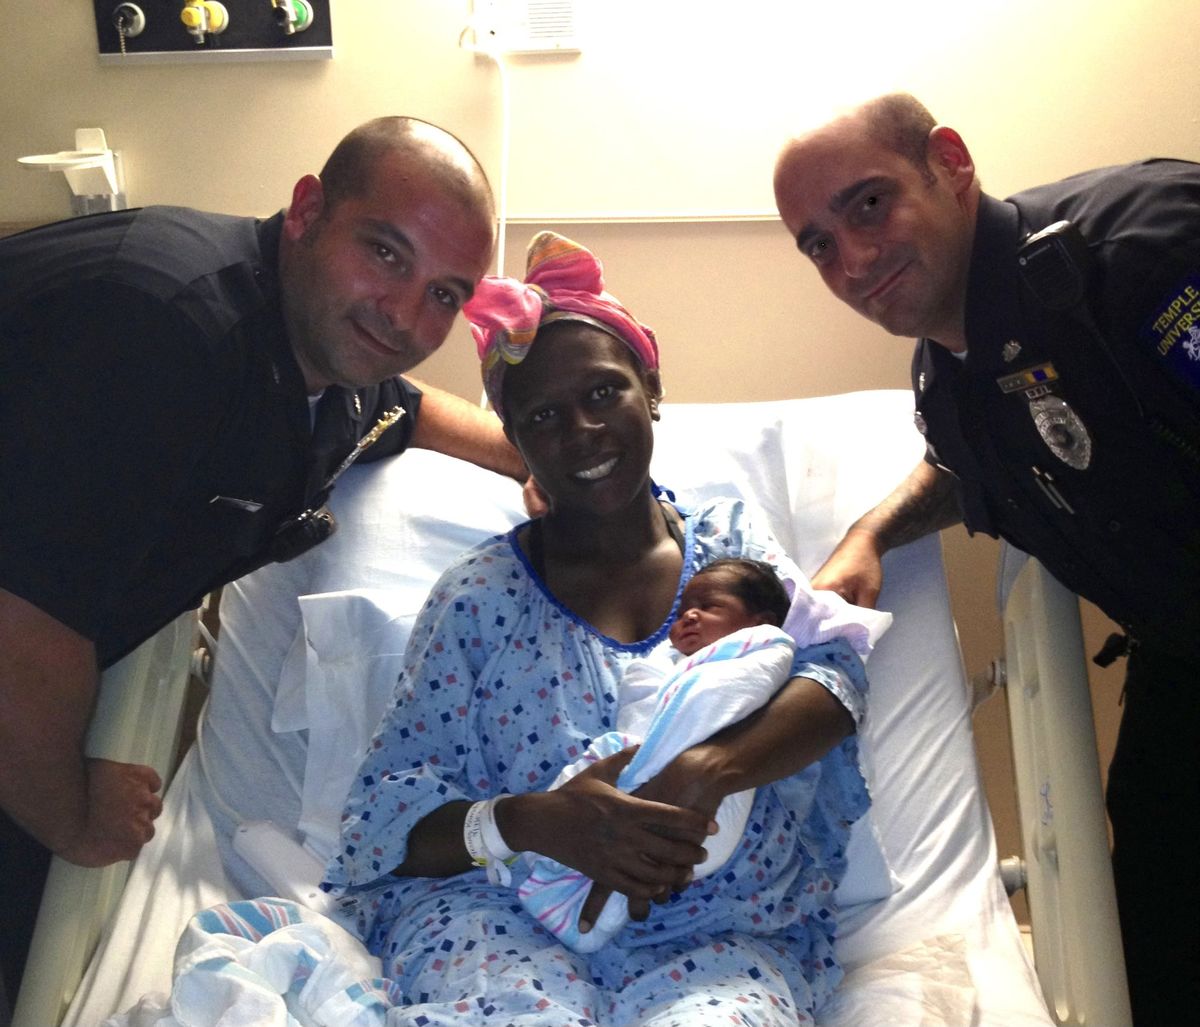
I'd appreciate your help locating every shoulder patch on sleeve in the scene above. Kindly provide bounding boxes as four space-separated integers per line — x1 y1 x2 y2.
1142 272 1200 388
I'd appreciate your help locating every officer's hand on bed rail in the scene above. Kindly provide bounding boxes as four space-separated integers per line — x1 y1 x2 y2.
811 528 885 608
57 758 163 867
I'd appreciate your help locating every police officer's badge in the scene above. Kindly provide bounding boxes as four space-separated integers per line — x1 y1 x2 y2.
1029 395 1092 470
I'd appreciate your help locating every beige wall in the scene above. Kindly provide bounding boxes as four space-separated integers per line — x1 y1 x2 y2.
3 0 1198 924
5 1 1198 223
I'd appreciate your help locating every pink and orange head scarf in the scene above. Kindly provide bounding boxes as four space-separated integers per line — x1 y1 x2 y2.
463 231 659 420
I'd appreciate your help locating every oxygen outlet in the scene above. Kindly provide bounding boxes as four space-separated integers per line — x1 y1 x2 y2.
180 1 229 44
271 0 314 35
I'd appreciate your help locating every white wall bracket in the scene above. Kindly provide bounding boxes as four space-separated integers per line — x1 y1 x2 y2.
469 0 579 55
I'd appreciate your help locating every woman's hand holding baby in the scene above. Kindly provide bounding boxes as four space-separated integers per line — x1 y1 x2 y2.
500 747 712 906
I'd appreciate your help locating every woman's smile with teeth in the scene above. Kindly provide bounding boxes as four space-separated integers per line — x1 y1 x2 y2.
574 457 618 481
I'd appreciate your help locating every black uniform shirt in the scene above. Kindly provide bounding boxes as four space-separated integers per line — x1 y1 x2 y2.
913 160 1200 655
0 207 420 668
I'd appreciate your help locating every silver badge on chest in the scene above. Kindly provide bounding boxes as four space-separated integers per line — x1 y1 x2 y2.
1029 395 1092 470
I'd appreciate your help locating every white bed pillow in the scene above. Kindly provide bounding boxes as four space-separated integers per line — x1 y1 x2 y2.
294 589 418 858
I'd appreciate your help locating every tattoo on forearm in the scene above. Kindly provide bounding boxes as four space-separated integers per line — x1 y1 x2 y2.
857 467 962 551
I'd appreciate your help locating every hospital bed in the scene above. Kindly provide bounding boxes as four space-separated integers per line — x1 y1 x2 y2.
12 389 1128 1026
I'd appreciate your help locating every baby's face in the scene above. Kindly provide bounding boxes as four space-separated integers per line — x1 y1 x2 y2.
669 568 764 656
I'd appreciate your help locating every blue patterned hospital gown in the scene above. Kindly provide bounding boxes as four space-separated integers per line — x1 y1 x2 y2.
326 498 870 1027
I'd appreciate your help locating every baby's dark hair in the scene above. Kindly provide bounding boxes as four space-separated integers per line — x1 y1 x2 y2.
693 558 791 626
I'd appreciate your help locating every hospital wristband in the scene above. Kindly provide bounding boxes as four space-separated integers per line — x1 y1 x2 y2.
463 800 490 865
463 797 517 886
481 796 516 862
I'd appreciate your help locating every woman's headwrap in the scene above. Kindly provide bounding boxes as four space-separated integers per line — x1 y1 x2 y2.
463 231 659 420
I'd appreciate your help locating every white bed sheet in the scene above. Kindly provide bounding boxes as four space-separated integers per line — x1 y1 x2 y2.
64 390 1052 1026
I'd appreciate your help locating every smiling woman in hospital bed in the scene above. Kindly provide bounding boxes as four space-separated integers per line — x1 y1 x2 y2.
296 230 882 1026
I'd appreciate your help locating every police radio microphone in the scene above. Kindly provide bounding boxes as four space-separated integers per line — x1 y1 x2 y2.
1017 220 1092 311
1018 219 1144 419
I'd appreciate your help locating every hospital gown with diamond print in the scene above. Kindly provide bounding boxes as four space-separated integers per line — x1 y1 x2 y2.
325 497 870 1027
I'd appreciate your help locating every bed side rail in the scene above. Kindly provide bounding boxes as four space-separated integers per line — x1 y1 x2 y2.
1001 557 1131 1026
12 609 200 1027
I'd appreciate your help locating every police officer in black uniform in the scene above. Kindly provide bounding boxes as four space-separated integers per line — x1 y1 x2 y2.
774 92 1199 1025
0 116 522 1005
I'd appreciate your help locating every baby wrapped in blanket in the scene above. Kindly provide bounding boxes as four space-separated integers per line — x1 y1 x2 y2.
520 557 883 952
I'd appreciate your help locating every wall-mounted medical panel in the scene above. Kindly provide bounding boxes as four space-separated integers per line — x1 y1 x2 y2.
93 1 333 64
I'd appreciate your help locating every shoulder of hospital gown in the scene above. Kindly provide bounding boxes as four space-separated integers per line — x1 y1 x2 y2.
400 531 533 670
327 534 534 890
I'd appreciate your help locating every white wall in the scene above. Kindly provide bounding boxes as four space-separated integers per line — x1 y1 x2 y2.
3 0 1198 923
4 1 1196 402
4 2 1198 220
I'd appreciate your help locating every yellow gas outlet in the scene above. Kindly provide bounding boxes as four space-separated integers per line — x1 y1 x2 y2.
180 1 228 43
